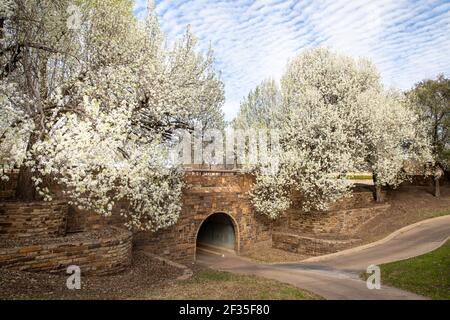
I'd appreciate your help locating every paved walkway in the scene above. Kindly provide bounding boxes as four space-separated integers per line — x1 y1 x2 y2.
197 215 450 300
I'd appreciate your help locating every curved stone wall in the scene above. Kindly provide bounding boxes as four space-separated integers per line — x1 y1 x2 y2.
0 226 132 275
0 201 68 239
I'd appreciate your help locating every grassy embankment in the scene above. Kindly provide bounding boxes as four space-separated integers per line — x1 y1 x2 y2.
368 240 450 300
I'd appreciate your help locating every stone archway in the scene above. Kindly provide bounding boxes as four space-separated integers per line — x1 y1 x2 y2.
196 212 239 256
136 171 272 264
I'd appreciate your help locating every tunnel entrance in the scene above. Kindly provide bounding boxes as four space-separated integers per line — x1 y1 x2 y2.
196 213 236 253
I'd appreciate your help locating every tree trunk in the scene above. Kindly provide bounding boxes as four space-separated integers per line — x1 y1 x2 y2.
375 184 383 203
433 164 443 198
0 18 4 39
15 133 38 201
373 174 383 203
15 165 36 201
434 177 440 198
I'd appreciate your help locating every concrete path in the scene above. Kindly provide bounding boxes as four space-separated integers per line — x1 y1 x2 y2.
197 215 450 300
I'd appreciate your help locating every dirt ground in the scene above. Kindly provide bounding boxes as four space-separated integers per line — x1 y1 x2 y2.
357 185 450 244
242 185 450 263
0 250 319 300
0 251 182 300
138 267 320 300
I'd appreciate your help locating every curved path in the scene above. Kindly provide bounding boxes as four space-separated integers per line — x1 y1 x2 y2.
197 215 450 300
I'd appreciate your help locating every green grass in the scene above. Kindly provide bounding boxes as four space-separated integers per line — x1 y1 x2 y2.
376 240 450 300
143 269 321 300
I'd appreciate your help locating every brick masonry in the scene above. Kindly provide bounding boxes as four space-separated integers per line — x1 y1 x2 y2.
0 170 413 264
276 204 391 236
65 203 128 233
133 171 272 264
272 232 362 256
0 226 132 275
0 201 68 239
0 171 271 267
0 175 132 275
272 189 391 256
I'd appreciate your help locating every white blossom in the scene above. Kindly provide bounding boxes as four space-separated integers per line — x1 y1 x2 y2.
0 0 224 231
241 48 432 218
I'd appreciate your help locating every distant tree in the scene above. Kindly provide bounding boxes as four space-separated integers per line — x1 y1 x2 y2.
232 79 281 129
409 74 450 197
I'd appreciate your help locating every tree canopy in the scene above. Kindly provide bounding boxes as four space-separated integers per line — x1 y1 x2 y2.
237 48 431 218
0 0 224 230
232 79 281 130
409 74 450 171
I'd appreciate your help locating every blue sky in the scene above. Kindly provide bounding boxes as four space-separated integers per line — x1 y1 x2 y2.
133 0 450 121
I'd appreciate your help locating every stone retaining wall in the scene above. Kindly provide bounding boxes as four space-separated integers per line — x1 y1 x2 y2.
272 191 391 256
0 170 401 263
65 204 128 233
134 172 272 264
329 191 375 210
272 232 361 256
0 227 132 275
290 189 377 212
277 204 391 236
0 201 68 239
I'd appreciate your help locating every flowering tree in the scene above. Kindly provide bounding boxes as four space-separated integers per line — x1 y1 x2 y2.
240 48 432 218
0 0 224 230
243 48 377 217
357 89 432 201
227 79 281 170
408 75 450 197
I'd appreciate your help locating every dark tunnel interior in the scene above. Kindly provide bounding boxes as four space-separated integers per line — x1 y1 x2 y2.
196 213 236 251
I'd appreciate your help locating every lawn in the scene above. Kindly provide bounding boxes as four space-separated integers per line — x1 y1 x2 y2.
378 240 450 300
140 269 321 300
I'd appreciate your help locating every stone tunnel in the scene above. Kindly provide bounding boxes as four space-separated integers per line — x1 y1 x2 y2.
134 170 273 264
196 212 237 253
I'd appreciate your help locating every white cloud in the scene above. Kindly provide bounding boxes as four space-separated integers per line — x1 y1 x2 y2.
134 0 450 121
